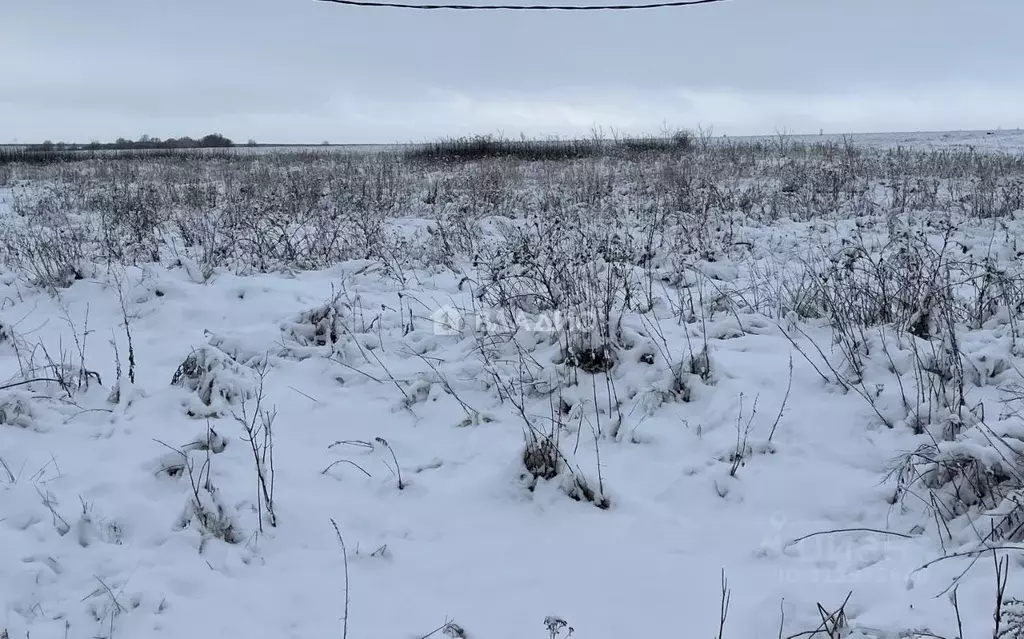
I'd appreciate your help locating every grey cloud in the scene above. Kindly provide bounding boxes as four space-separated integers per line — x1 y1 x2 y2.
2 0 1023 142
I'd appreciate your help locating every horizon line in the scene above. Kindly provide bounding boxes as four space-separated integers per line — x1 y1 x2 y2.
3 127 1023 148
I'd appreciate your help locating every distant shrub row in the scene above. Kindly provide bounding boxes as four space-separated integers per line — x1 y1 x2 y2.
0 147 239 167
404 132 694 163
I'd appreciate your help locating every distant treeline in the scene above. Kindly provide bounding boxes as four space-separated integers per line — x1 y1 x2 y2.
0 134 242 166
23 133 238 152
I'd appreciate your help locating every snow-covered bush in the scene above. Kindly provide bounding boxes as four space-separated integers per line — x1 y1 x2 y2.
171 345 256 416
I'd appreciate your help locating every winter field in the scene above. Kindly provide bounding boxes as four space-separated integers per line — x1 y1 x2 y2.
2 131 1024 639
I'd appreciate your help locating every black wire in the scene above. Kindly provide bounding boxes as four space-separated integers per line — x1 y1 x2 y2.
316 0 726 10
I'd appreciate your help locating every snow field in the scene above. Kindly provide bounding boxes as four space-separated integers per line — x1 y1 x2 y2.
1 135 1024 638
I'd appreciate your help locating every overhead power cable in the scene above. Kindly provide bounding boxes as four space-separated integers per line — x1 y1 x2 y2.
316 0 726 11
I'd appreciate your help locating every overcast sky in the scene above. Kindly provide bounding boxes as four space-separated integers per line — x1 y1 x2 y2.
3 0 1023 144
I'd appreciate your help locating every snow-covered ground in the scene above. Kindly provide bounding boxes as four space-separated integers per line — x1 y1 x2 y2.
728 128 1024 153
2 137 1024 639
